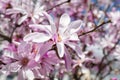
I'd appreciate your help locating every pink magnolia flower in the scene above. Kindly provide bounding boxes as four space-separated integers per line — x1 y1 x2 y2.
24 12 84 58
32 50 60 79
1 41 39 80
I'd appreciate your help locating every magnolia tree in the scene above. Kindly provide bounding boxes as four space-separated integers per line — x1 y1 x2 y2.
0 0 120 80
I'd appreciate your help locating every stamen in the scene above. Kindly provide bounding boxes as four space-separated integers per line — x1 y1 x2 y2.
57 34 62 42
21 57 29 66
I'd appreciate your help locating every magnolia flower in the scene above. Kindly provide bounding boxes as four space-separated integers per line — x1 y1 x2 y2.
108 11 120 25
99 34 115 48
24 12 84 58
6 0 45 24
1 42 39 80
32 50 59 79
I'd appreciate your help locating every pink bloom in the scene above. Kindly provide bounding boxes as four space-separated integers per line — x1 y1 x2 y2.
24 12 84 58
32 50 59 79
1 42 39 80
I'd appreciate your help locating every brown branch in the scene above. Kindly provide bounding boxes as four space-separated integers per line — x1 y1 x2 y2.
79 20 111 36
10 26 18 40
95 39 119 80
46 0 71 12
0 33 11 42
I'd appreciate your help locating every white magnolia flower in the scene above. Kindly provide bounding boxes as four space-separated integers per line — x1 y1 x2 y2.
24 12 84 58
109 11 120 25
6 0 45 24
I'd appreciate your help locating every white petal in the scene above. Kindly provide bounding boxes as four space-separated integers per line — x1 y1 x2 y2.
69 20 84 34
23 32 51 43
29 24 52 34
59 13 71 34
25 70 35 80
69 33 79 41
59 13 70 27
65 41 76 50
18 15 28 25
56 42 65 58
43 12 56 33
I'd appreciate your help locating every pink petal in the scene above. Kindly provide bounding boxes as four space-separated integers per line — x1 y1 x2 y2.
32 69 45 78
8 62 21 72
18 70 26 80
56 42 65 58
23 32 52 43
39 41 54 57
65 41 82 57
18 41 32 57
64 47 72 71
27 60 38 69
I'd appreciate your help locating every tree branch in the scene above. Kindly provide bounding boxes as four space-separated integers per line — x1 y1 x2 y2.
79 20 111 36
0 33 11 42
46 0 71 12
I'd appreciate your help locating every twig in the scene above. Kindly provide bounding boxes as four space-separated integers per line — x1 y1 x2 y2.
46 0 71 12
0 33 11 42
95 39 119 80
79 20 111 36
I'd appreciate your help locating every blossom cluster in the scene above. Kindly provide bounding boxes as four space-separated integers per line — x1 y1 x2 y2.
0 0 120 80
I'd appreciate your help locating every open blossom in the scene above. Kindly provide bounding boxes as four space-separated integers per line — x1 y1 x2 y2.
24 12 84 58
6 0 45 24
0 40 60 80
1 42 39 80
32 50 60 79
108 11 120 25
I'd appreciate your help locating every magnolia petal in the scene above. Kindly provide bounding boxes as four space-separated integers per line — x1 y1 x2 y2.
29 24 52 34
65 41 76 50
43 12 56 33
18 15 28 25
23 32 51 43
25 70 35 80
60 13 70 27
27 60 38 69
69 33 79 41
18 41 32 57
65 41 82 56
39 41 54 57
69 20 84 34
18 70 26 80
64 47 72 71
6 9 21 14
32 69 45 78
8 62 21 72
59 13 71 34
56 42 65 58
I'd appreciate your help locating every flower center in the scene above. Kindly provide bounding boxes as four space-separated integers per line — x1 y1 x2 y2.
21 57 29 67
57 34 62 42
